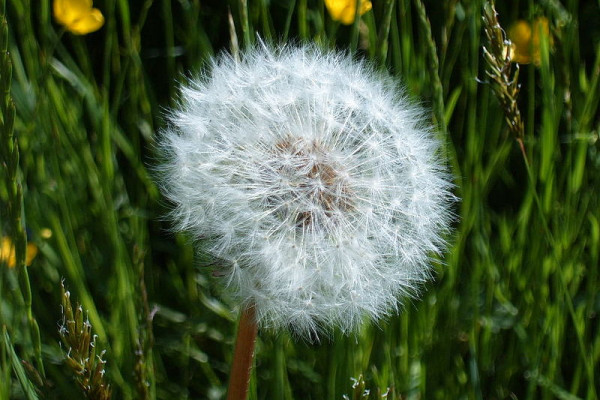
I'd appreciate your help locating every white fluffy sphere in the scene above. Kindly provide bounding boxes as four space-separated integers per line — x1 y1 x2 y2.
159 44 454 338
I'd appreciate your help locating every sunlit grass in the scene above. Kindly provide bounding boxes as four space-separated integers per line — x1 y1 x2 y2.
1 0 599 399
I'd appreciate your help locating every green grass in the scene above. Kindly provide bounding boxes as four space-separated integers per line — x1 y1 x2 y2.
1 0 599 399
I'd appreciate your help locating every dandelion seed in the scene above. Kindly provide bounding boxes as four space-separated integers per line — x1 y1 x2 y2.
159 43 455 339
53 0 104 35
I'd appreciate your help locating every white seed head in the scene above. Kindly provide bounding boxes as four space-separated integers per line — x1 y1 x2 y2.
159 43 455 339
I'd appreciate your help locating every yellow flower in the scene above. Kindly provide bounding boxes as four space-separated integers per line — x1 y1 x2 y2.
1 237 38 269
324 0 372 25
53 0 105 35
508 17 552 65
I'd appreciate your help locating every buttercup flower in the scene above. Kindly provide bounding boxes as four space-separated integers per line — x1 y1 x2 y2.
53 0 105 35
159 44 454 338
1 237 38 268
508 17 552 65
325 0 372 25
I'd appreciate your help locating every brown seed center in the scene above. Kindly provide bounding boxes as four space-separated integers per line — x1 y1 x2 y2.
268 137 353 229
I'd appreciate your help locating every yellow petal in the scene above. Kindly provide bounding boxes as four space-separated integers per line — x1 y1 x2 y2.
324 0 372 25
530 17 551 65
509 43 532 65
531 17 550 47
40 228 53 239
0 238 37 268
25 244 39 266
508 17 551 65
1 237 16 268
508 20 532 64
358 0 372 16
66 9 105 35
53 0 104 34
54 0 91 25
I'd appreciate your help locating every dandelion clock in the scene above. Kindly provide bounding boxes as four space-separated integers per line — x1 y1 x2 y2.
158 43 455 399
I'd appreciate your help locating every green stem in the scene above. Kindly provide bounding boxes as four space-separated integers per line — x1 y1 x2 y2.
0 9 44 378
413 0 446 136
517 142 597 400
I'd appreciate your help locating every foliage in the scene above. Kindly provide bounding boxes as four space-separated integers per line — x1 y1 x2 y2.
0 0 599 399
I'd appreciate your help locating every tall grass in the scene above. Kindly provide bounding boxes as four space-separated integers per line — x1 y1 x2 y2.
0 0 599 399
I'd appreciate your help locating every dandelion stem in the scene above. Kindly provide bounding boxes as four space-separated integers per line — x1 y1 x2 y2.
226 305 257 400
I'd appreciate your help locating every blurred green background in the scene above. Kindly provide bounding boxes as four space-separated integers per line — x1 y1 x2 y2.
1 0 599 399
